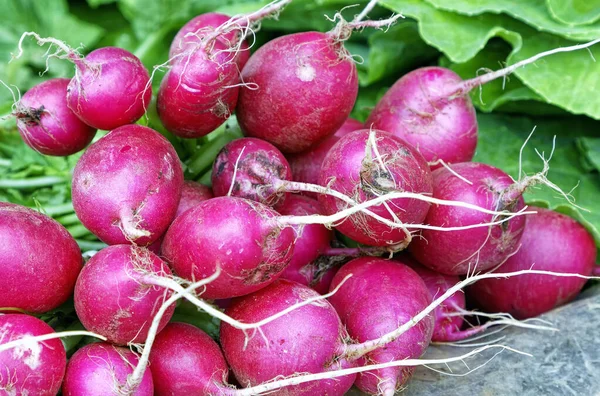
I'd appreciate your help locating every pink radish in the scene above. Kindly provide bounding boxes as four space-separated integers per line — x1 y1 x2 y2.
0 202 82 313
72 124 183 245
74 245 175 345
175 181 214 218
0 314 66 395
14 78 96 156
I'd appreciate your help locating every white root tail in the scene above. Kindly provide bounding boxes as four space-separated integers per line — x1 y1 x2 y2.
0 330 106 354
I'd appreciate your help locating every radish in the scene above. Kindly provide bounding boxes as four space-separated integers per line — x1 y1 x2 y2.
62 342 153 395
319 129 433 247
235 3 405 153
161 196 295 299
367 39 600 166
14 78 96 156
469 208 597 319
72 124 183 245
220 279 357 395
276 195 335 289
149 322 230 395
169 12 250 69
287 118 363 187
157 1 291 138
74 245 175 345
0 202 82 313
404 257 471 342
328 257 434 395
15 32 151 131
0 314 66 395
212 137 293 206
175 180 214 218
409 162 526 275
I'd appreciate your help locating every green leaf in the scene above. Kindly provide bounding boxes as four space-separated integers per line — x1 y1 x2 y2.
0 0 104 102
422 0 600 41
546 0 600 26
474 113 600 245
578 137 600 172
357 21 438 86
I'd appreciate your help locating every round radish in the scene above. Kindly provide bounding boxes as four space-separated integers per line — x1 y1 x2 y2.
169 12 250 69
149 322 230 395
469 208 596 319
319 129 433 247
212 137 292 206
72 124 183 246
236 31 359 153
287 118 363 187
175 181 214 218
367 67 477 166
67 47 151 130
161 196 295 299
62 342 153 395
0 314 66 395
409 162 526 275
0 202 82 313
276 195 334 289
15 78 96 156
157 37 239 138
328 257 434 395
405 257 468 342
220 279 357 395
74 245 175 345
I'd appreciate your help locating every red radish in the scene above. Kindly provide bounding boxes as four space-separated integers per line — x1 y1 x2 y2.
469 208 596 319
220 280 357 395
405 258 470 342
74 245 175 345
175 181 214 218
158 1 291 138
287 118 363 187
276 195 334 289
149 323 230 395
0 202 82 313
212 137 293 206
161 196 295 299
72 124 183 246
66 47 151 130
236 31 358 153
14 78 96 156
367 67 477 166
367 39 600 166
157 37 239 138
0 314 66 395
409 162 526 275
328 257 434 395
62 342 153 395
169 12 250 69
319 129 433 247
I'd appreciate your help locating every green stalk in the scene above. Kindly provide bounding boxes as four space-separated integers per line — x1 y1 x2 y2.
0 158 11 167
199 169 212 186
55 213 80 225
75 239 107 251
37 202 74 216
187 131 239 178
67 224 93 239
134 23 175 66
0 176 68 189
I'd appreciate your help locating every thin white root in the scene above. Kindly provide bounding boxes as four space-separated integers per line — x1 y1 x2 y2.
340 269 599 359
125 268 222 391
143 274 353 333
231 344 529 395
428 159 473 185
228 146 246 196
0 331 106 353
455 38 600 95
354 0 379 23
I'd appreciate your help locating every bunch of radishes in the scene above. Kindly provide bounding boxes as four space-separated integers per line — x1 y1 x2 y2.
1 1 598 395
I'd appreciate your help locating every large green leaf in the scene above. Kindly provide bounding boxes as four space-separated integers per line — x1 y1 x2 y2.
423 0 600 41
474 113 600 245
546 0 600 26
0 0 104 102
